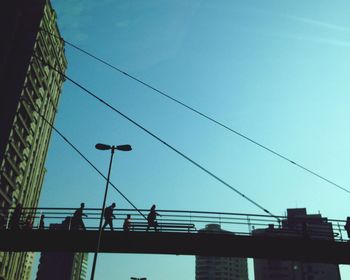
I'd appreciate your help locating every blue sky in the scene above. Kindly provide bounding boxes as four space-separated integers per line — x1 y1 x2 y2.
33 1 350 279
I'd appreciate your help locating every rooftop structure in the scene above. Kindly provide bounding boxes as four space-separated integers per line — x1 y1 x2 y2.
253 208 341 280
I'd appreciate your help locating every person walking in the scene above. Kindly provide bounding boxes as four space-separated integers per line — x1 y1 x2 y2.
72 203 87 230
0 215 6 230
345 217 350 239
102 203 116 231
38 214 45 230
123 214 132 232
24 215 33 230
147 204 161 232
10 203 22 230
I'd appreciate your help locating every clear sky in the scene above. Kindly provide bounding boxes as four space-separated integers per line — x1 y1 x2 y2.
33 0 350 279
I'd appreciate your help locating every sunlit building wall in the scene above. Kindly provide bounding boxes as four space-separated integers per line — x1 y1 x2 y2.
72 253 89 280
196 224 248 280
0 0 67 279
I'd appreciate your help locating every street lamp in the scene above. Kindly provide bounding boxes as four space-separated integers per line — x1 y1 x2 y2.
90 143 132 280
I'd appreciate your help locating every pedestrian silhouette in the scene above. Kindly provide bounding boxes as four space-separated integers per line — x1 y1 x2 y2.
301 221 309 239
147 204 161 232
72 203 87 230
10 203 22 230
24 215 33 230
0 215 6 230
102 203 116 231
38 214 45 230
123 214 132 232
345 217 350 239
0 207 8 230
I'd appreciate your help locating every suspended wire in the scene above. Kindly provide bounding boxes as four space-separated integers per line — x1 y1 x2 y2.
39 28 350 195
33 54 279 221
21 95 147 220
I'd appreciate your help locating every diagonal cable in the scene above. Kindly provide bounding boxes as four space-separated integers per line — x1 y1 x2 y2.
21 96 147 220
40 28 350 195
33 54 279 221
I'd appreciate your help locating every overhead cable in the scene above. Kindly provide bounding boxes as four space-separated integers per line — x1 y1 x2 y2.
33 54 279 221
40 28 350 195
21 95 147 220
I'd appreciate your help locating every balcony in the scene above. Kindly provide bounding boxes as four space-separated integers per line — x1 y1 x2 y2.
14 127 28 148
23 87 37 109
17 114 31 135
9 141 24 162
5 156 21 176
1 171 16 191
0 186 12 205
21 101 34 122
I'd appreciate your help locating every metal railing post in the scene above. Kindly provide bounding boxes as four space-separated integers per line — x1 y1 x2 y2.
247 215 251 234
337 222 343 241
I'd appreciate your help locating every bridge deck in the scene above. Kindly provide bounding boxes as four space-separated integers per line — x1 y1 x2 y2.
1 230 349 264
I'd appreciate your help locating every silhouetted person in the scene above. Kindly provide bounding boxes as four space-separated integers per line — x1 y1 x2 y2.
147 204 161 232
0 207 8 230
345 217 350 239
301 221 309 239
102 203 116 231
24 215 33 230
0 215 6 230
9 203 22 230
72 203 87 230
38 214 45 230
123 214 132 232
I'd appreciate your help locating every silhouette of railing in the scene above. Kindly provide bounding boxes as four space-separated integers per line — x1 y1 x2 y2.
0 207 350 263
0 207 347 241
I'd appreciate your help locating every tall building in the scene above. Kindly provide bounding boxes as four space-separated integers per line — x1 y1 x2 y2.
196 224 248 280
0 0 67 279
36 251 88 280
36 223 88 280
253 208 341 280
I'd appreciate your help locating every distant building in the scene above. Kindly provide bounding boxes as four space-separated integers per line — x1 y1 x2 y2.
253 208 341 280
36 223 88 280
0 0 67 279
196 224 248 280
36 251 88 280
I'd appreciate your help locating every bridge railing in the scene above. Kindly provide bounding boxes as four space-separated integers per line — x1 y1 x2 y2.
0 207 347 241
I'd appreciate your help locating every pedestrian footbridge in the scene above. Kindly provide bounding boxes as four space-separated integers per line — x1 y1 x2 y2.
0 207 349 264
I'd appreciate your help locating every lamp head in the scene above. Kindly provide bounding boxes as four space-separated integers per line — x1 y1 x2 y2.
95 143 132 151
116 144 132 151
95 143 111 150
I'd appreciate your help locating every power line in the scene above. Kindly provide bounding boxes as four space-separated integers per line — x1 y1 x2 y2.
40 28 350 195
33 54 279 221
21 96 147 220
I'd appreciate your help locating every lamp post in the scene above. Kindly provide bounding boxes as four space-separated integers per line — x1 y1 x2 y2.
90 143 132 280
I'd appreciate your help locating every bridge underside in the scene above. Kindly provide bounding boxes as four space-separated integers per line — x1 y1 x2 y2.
0 230 349 264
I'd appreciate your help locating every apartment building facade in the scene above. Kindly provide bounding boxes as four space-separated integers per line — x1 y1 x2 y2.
0 0 67 278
